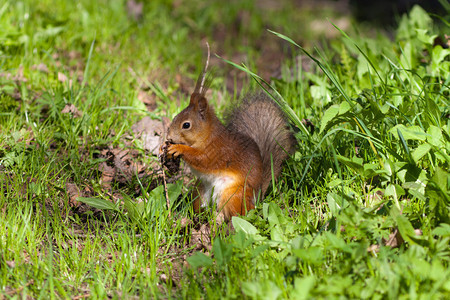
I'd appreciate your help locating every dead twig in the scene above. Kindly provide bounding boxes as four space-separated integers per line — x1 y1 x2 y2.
160 156 172 218
73 294 91 300
5 279 34 296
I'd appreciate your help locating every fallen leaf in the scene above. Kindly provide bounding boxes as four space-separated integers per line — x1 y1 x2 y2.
6 261 15 268
68 50 81 60
132 116 163 135
191 224 212 251
127 0 143 21
61 104 82 118
384 228 404 248
66 183 82 208
31 63 49 73
159 273 168 283
137 90 157 110
96 147 146 185
132 117 164 155
98 162 115 183
0 66 28 83
367 244 380 253
180 217 193 229
58 72 68 83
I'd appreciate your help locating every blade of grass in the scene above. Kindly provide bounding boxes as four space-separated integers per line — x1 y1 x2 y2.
269 29 352 105
330 22 386 88
219 56 310 138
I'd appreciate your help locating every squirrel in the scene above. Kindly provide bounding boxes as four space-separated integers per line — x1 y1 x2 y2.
161 64 295 221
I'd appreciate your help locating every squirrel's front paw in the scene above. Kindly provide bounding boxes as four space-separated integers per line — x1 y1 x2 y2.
166 144 183 159
158 143 168 158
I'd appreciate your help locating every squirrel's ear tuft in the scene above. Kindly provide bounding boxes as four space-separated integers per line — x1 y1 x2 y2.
197 96 208 118
189 93 208 118
193 42 212 97
190 43 212 117
189 93 199 105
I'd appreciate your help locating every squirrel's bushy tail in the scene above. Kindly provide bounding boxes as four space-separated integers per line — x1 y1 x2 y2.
226 93 295 195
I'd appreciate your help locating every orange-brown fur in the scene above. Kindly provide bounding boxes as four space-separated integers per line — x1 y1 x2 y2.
166 95 262 219
165 74 294 221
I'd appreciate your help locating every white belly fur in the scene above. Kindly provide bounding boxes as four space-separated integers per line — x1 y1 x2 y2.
190 169 234 207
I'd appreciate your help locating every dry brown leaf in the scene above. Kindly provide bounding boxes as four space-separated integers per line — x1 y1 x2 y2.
68 50 81 60
368 228 403 253
369 227 423 253
98 162 115 183
127 0 144 21
159 273 168 283
191 224 212 251
61 104 82 118
96 147 148 186
367 244 380 253
132 116 163 135
66 182 82 208
132 117 164 155
58 72 68 82
137 90 157 111
31 63 49 73
384 228 404 248
180 217 193 229
0 66 28 83
113 149 133 179
6 261 15 268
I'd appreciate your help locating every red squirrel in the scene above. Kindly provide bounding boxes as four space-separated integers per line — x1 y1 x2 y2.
162 64 294 221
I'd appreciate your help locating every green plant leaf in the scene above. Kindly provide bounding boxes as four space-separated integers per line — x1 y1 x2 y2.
389 125 426 141
432 223 450 237
267 202 284 227
187 252 213 269
339 101 351 115
431 45 450 74
327 192 349 215
292 276 316 300
148 185 165 201
242 280 282 300
320 104 339 133
425 166 450 223
212 238 233 267
292 247 324 265
412 144 431 162
232 217 259 236
409 5 433 30
426 125 444 147
167 182 183 204
415 29 437 45
122 195 142 222
336 155 364 176
76 197 117 211
396 214 422 245
385 184 405 209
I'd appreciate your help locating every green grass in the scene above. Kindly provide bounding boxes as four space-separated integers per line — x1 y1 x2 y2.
1 0 449 298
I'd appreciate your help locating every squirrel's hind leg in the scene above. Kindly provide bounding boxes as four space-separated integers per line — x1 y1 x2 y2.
191 180 204 214
219 185 255 221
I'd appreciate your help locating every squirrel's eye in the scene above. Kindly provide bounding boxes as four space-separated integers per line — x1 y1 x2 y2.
182 122 191 129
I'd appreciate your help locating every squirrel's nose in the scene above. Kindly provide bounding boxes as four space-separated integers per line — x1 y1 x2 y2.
165 130 172 143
